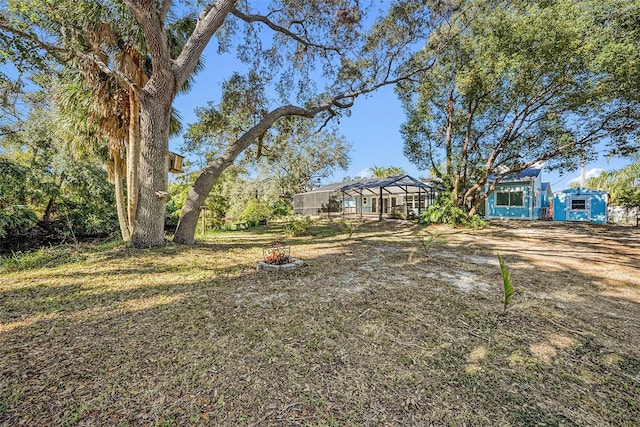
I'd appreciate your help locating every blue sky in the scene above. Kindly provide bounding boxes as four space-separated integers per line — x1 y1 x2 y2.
172 42 632 193
2 4 634 193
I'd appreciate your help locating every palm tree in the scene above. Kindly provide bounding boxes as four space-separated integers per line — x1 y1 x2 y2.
586 156 640 204
53 8 200 241
370 165 407 178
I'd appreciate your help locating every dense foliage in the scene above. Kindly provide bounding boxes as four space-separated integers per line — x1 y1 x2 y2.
586 158 640 226
399 0 640 216
0 157 37 239
0 90 118 250
420 192 486 228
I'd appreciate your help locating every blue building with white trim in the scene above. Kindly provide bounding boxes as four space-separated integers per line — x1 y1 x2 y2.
552 188 608 223
484 166 552 220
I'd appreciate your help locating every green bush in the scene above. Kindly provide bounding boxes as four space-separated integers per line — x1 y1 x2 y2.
283 216 313 236
241 199 271 226
53 164 119 237
165 198 181 233
421 193 486 228
270 199 293 217
0 205 38 239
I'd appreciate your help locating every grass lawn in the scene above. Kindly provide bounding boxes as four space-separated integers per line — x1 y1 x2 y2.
1 220 639 426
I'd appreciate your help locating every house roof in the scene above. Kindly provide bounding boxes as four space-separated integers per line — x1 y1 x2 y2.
298 175 433 196
489 166 543 182
555 187 608 195
541 182 552 193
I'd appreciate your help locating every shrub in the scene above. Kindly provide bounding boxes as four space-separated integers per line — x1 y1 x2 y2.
283 216 313 236
0 205 38 239
241 199 271 226
165 198 181 233
337 219 361 240
388 210 406 220
270 199 293 217
421 193 485 228
53 164 119 238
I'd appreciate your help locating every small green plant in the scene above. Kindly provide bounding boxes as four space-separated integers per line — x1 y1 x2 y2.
413 230 436 258
497 252 514 314
338 219 361 240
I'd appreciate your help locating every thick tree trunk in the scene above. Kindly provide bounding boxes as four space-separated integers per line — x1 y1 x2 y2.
130 94 170 247
173 161 227 244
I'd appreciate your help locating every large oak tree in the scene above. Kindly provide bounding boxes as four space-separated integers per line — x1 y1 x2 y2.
399 0 640 215
1 0 440 246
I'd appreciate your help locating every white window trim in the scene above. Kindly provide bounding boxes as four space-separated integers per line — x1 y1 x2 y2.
495 190 525 207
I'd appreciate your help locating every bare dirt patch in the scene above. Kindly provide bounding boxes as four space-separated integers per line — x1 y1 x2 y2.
1 220 639 426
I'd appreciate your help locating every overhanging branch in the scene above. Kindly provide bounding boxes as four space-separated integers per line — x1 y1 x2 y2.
0 19 140 91
231 8 341 54
0 20 67 56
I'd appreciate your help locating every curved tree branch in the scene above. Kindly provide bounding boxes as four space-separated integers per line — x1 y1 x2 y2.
0 19 67 55
173 0 237 88
0 19 140 91
173 56 437 244
231 8 342 54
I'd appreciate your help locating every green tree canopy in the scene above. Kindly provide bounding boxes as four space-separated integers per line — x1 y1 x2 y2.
370 165 407 177
399 0 640 214
586 156 640 204
1 0 443 246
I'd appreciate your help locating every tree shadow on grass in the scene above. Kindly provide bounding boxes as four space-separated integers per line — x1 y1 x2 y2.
1 220 639 426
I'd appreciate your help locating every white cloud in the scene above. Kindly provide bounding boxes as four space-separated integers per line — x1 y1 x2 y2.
568 167 605 184
356 168 372 178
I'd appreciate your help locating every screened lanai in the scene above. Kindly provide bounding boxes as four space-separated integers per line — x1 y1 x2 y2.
293 175 436 219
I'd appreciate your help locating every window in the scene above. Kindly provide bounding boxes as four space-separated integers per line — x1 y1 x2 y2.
406 194 425 209
495 191 524 207
571 199 586 210
496 192 510 206
511 191 524 206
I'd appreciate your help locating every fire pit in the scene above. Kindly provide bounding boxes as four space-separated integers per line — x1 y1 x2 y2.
257 241 303 272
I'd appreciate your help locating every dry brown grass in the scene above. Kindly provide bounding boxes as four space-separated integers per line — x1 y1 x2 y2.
1 220 639 426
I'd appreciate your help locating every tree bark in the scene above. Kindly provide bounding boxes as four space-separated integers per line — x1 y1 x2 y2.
444 89 455 181
121 0 237 247
173 105 316 244
127 91 141 238
130 92 171 247
114 156 131 241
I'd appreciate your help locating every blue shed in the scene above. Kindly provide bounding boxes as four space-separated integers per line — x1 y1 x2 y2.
484 166 552 220
552 188 608 223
